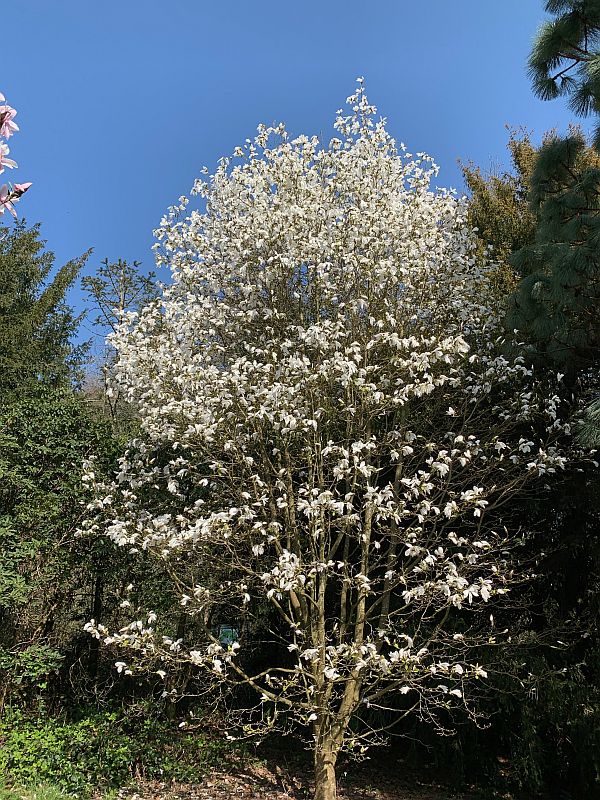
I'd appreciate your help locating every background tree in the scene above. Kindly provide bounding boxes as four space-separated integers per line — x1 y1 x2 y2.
83 257 157 336
83 84 579 800
461 123 600 797
82 258 158 429
461 128 538 267
0 218 126 708
0 222 89 400
507 130 600 374
506 1 600 374
528 0 600 149
0 389 119 709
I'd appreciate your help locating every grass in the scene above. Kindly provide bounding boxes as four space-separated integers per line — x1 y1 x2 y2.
0 786 78 800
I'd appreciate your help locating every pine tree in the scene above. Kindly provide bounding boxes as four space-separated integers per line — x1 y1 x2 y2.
0 222 90 399
504 1 600 374
528 0 600 149
463 128 600 798
506 130 600 373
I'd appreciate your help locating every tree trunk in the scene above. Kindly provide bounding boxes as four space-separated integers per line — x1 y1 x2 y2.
314 742 338 800
88 572 103 679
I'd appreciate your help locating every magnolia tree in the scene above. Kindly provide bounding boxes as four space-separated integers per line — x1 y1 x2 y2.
81 82 577 800
0 91 31 216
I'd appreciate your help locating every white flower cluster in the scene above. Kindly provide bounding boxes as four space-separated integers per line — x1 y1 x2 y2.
80 80 580 749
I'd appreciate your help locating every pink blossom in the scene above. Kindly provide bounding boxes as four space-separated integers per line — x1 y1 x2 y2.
0 92 28 218
0 182 30 217
13 182 32 197
0 184 16 217
0 142 17 174
0 104 19 138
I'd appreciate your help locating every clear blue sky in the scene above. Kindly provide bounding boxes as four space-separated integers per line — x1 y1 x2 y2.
2 0 579 339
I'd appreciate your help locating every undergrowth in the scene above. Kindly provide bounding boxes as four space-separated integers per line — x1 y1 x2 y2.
0 708 246 797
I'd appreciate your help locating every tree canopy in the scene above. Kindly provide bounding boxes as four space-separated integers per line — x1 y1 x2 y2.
81 83 581 800
513 2 600 374
529 0 600 149
0 222 89 399
462 128 538 267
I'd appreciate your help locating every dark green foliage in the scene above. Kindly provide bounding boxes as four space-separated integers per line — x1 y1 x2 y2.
463 125 600 373
506 131 600 373
437 644 600 797
0 379 189 713
519 2 600 373
463 132 600 795
0 394 193 711
438 466 600 798
419 523 600 797
0 244 170 709
0 389 119 708
0 223 136 708
0 223 90 399
529 1 600 148
0 708 244 796
507 651 600 795
577 393 600 443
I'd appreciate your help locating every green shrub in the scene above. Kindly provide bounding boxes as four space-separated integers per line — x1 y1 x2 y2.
0 709 244 796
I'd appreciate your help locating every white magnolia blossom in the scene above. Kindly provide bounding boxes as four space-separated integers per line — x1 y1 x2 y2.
80 81 580 796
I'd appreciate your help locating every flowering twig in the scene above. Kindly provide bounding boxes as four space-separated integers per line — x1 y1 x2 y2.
0 91 31 217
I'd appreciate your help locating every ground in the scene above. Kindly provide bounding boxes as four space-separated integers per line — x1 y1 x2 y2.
114 759 479 800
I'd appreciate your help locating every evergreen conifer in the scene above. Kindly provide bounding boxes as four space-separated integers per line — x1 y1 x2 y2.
0 222 89 399
507 1 600 374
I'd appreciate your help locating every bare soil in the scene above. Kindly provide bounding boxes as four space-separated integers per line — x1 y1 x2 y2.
115 759 479 800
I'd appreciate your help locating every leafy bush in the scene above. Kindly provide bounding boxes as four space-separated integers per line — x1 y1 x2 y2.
0 709 244 796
